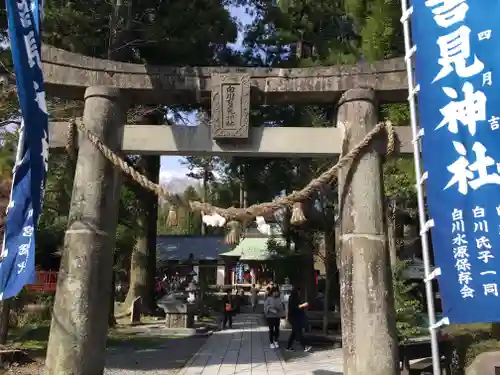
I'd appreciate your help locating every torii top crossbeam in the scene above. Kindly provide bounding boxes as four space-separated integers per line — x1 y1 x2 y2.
42 44 408 105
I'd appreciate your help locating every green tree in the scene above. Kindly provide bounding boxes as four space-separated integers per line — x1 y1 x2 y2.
6 0 239 322
182 156 221 235
0 129 16 177
234 1 421 352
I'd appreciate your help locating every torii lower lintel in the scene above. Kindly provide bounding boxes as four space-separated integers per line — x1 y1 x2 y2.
48 122 414 157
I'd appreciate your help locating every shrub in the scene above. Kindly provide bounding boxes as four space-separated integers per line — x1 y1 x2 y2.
393 259 426 342
8 290 54 328
445 323 499 375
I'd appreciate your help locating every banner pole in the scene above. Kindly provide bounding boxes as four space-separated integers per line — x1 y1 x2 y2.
399 2 441 375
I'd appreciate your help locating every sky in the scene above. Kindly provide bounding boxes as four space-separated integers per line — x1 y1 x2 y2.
159 5 254 183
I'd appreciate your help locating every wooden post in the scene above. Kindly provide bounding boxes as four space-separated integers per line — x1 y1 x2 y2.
45 86 126 375
337 89 398 375
0 300 10 345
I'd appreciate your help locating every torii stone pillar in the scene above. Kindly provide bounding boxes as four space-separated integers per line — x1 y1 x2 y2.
45 87 126 375
337 89 398 375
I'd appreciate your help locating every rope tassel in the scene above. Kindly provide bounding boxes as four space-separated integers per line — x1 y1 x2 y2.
225 220 242 244
166 205 178 227
290 201 306 225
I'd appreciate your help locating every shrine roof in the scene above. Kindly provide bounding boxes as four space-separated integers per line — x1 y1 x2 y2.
156 235 233 261
220 236 294 261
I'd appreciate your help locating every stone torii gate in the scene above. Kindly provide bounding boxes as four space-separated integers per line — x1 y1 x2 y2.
42 44 413 375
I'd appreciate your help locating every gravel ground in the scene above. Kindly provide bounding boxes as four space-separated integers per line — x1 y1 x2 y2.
6 335 208 375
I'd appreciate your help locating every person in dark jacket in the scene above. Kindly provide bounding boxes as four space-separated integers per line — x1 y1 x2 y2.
222 290 233 329
250 284 259 312
265 281 274 298
286 286 312 352
234 288 245 313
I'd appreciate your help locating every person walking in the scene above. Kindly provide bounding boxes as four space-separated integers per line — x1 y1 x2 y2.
265 281 274 298
234 288 241 314
250 284 258 312
264 287 285 349
238 288 245 312
222 290 233 329
286 286 312 352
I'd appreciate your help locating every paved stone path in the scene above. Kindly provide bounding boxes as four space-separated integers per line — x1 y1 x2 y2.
179 314 343 375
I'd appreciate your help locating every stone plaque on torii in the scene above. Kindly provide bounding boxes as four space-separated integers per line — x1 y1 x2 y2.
210 73 250 140
39 43 413 375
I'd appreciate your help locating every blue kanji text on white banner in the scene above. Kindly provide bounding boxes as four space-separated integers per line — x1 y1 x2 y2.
412 0 500 323
1 0 49 299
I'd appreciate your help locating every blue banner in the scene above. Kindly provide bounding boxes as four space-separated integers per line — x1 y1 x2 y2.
412 1 500 323
1 0 48 299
